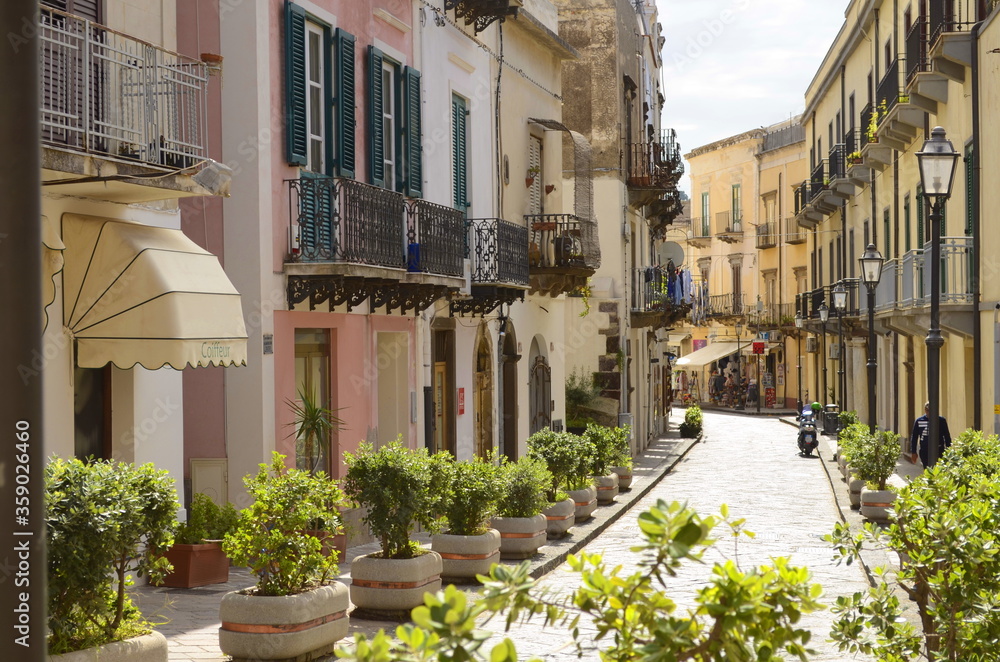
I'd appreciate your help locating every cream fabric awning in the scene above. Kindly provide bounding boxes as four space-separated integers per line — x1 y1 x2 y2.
675 342 739 368
62 214 248 369
42 214 65 331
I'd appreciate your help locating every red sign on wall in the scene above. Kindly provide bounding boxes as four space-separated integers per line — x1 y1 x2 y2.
752 341 766 355
458 388 465 415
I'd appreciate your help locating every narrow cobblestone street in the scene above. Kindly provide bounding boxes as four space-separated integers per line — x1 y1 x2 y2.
493 411 874 661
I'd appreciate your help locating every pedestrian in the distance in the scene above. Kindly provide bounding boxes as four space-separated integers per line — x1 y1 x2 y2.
909 402 952 468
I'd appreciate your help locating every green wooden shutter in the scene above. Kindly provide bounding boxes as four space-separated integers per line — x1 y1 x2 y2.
452 96 467 210
904 195 911 251
403 66 422 198
298 172 333 258
334 28 355 178
368 46 385 188
965 145 974 236
284 1 308 166
917 185 924 248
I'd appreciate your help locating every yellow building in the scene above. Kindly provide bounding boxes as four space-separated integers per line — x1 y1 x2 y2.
794 0 997 435
674 119 808 411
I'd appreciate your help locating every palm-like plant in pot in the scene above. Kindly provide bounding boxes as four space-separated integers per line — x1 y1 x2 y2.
219 453 349 661
341 439 450 618
491 456 552 558
432 455 503 582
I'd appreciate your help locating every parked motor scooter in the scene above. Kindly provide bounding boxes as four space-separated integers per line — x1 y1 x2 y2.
797 410 819 456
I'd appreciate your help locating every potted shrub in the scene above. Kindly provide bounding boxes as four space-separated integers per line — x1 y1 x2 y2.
856 430 903 521
491 456 552 558
432 455 503 583
341 440 450 618
219 453 349 661
584 424 624 504
159 493 238 588
564 432 598 521
679 404 703 438
46 458 177 660
527 428 580 538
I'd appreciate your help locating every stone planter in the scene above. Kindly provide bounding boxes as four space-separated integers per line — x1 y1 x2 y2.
594 474 619 504
610 466 633 490
431 529 501 583
860 488 896 522
568 485 598 522
491 514 547 559
160 542 229 588
49 631 168 662
837 454 848 481
848 476 865 509
349 550 442 619
543 498 575 539
218 582 349 661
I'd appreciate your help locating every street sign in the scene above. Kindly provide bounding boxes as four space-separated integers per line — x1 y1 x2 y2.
752 341 765 354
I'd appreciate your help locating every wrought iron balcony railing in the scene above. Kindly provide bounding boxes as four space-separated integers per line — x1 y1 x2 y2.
691 217 712 239
876 57 904 115
626 129 684 190
716 209 742 234
828 143 846 181
288 175 406 268
631 266 679 314
794 181 810 214
524 214 593 271
706 293 744 319
906 17 930 84
756 221 778 249
444 0 520 34
860 103 874 148
809 161 827 201
906 237 974 306
929 0 979 44
40 5 209 169
407 200 465 277
467 218 529 286
844 129 864 166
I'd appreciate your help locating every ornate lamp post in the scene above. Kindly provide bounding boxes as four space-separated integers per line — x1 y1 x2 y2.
859 244 885 433
916 126 959 466
734 320 744 410
818 303 829 411
832 282 848 414
794 313 804 413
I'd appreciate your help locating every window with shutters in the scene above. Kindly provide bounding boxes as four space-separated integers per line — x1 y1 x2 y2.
452 95 469 211
528 136 542 215
904 194 911 251
917 185 925 247
42 0 101 22
368 46 422 196
731 183 741 231
883 208 890 259
284 3 355 177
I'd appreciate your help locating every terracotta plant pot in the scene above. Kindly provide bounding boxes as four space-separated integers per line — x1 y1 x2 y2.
349 550 442 619
860 488 896 522
218 582 349 661
568 485 597 522
594 474 619 504
543 498 575 539
160 542 229 588
49 631 168 662
610 466 633 490
491 514 547 559
431 529 501 583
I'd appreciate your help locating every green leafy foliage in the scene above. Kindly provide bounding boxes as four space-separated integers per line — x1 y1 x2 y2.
495 456 551 519
679 404 703 438
850 429 902 491
335 500 824 661
565 369 600 428
223 452 344 596
342 439 449 559
441 456 502 536
175 493 239 544
836 422 869 465
838 409 860 430
583 424 631 476
827 429 1000 661
527 429 592 499
46 458 178 654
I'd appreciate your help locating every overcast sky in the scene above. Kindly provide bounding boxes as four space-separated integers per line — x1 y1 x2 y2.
657 0 849 194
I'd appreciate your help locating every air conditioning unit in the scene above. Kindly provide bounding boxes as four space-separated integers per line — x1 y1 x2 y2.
806 337 818 353
829 343 841 360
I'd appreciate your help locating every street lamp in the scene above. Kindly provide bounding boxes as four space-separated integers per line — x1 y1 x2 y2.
818 302 829 412
916 126 959 467
859 243 885 433
832 282 848 414
794 313 804 414
734 320 744 410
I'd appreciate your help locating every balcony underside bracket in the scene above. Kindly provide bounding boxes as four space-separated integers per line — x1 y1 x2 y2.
372 283 455 315
450 286 525 317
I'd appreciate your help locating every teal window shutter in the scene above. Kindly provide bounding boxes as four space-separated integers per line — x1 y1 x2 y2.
334 28 355 178
403 66 422 198
452 95 468 210
904 195 911 252
298 172 333 258
917 185 924 248
965 145 974 236
284 2 308 166
368 45 385 188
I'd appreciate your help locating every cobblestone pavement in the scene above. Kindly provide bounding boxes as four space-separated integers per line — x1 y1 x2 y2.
488 411 875 661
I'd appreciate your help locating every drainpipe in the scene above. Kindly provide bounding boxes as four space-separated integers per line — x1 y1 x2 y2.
972 20 983 430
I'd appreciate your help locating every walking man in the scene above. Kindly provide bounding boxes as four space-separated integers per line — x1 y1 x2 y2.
909 402 952 468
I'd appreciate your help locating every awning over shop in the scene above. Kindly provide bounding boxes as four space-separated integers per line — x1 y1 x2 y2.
42 214 65 331
62 214 248 369
675 342 739 368
665 332 691 345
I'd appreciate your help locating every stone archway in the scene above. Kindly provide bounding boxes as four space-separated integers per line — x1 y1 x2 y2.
473 322 494 459
501 319 519 461
528 336 551 435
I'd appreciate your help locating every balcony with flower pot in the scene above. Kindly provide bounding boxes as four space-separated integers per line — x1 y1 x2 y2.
626 128 684 208
844 129 871 185
524 213 598 295
793 180 823 229
859 102 894 169
450 217 529 316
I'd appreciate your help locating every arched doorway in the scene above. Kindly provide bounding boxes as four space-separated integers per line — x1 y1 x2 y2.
473 323 494 458
501 319 519 461
528 336 551 435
